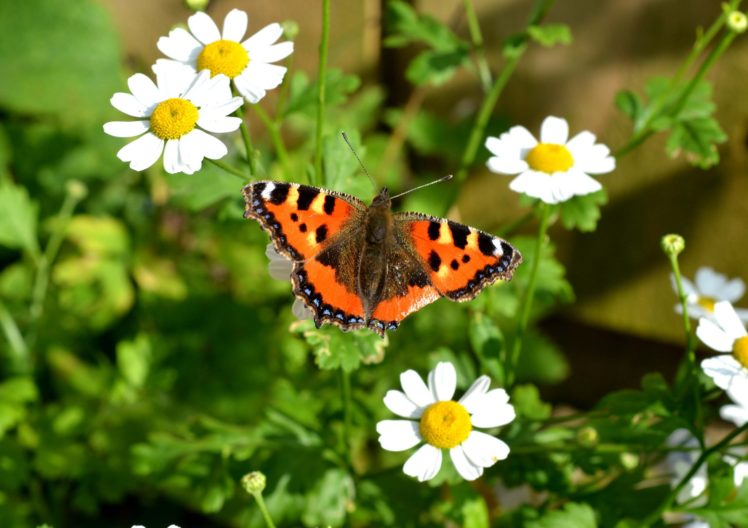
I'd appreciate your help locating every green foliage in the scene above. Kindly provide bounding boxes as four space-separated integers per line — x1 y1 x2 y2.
526 502 597 527
527 24 573 47
0 182 40 256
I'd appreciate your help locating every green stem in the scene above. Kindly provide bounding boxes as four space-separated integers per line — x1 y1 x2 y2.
0 301 29 374
251 491 277 528
237 106 256 177
506 203 551 387
313 0 331 186
462 0 493 91
252 104 291 178
667 252 696 365
641 422 748 527
341 369 352 459
207 158 249 181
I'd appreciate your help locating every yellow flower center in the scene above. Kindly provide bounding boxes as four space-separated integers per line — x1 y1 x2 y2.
697 296 717 312
197 39 250 79
526 143 574 174
419 401 472 449
733 336 748 369
149 98 199 140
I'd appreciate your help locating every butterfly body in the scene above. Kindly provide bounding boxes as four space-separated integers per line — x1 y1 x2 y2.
243 181 522 336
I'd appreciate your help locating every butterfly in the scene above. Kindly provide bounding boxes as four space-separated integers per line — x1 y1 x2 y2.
243 181 522 336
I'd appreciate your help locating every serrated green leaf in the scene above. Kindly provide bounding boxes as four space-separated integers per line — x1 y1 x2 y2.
385 1 463 50
116 334 151 388
302 468 354 526
615 90 643 123
511 235 574 312
293 320 387 371
527 24 573 47
468 312 504 384
322 130 375 197
283 69 361 118
405 47 470 86
557 190 608 232
512 384 551 420
666 116 726 168
526 502 597 528
0 182 39 255
165 162 245 210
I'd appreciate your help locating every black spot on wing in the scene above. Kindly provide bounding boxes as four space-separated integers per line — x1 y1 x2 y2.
450 259 459 270
462 254 470 263
299 223 307 233
448 221 470 249
296 185 319 210
498 242 514 271
323 194 336 215
428 251 441 272
269 183 290 205
478 232 496 256
315 225 328 243
290 213 298 222
427 221 441 241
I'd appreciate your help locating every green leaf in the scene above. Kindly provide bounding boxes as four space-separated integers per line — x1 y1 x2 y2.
512 383 551 420
615 90 643 123
526 502 597 528
165 162 245 210
462 496 490 528
516 330 569 384
385 1 463 50
0 0 122 127
511 235 574 314
527 24 573 47
302 469 355 526
0 182 39 255
557 190 608 232
405 47 470 86
292 320 388 371
283 69 361 118
693 478 748 528
666 116 726 169
322 130 375 197
116 334 152 388
468 312 504 384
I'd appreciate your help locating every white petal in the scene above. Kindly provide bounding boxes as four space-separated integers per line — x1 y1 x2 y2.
719 278 746 303
376 420 421 452
459 376 491 413
127 73 161 108
487 156 528 175
694 267 723 296
505 126 538 150
714 301 748 339
198 114 242 134
565 170 602 196
243 62 287 90
103 120 149 138
116 133 163 171
470 389 515 428
701 355 748 391
383 390 422 418
577 153 615 175
400 370 435 408
222 9 248 42
539 116 569 144
268 258 292 280
727 384 748 408
185 129 228 160
720 403 748 427
153 61 198 99
449 445 483 481
233 74 266 103
428 362 456 401
403 444 442 482
696 318 734 352
162 139 183 174
157 27 203 63
243 23 284 51
178 131 203 173
676 275 698 298
249 42 294 64
508 171 555 203
188 11 221 45
734 461 748 487
110 93 149 118
565 130 596 153
199 95 244 120
461 430 510 467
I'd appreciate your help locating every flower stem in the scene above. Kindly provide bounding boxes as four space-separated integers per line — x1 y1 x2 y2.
641 422 748 527
250 491 277 528
506 203 551 387
313 0 331 186
667 251 696 365
207 158 249 181
0 300 29 374
252 104 291 179
462 0 492 92
236 105 256 177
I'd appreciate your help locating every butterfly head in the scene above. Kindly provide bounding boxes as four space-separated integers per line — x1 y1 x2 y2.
370 187 391 209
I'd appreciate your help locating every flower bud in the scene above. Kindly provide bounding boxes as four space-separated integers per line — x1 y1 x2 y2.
661 234 685 257
728 10 748 33
183 0 210 11
241 471 267 495
66 179 88 201
281 20 299 40
576 426 599 448
620 452 639 471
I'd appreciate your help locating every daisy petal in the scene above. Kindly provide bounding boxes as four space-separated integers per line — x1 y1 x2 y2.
676 275 698 298
400 369 435 408
292 299 313 320
197 114 242 134
128 73 161 108
565 130 596 153
110 93 149 118
222 9 248 42
243 23 283 51
449 444 483 481
103 120 150 138
249 42 294 63
188 11 221 45
696 317 734 352
577 153 615 175
505 126 538 150
720 403 748 427
701 355 748 391
428 362 456 401
186 129 228 160
462 430 510 467
470 389 515 428
719 278 746 303
459 375 491 413
403 444 443 482
117 133 163 171
695 267 723 296
178 131 203 172
487 156 529 175
162 139 182 174
157 27 203 62
376 420 421 452
714 301 747 339
383 390 422 418
233 74 266 103
566 170 602 196
539 116 569 144
243 62 287 90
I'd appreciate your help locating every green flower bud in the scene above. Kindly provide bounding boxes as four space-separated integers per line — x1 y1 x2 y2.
619 452 639 470
281 20 299 40
661 234 685 257
576 426 599 448
183 0 210 11
728 10 748 33
241 471 266 495
65 180 88 201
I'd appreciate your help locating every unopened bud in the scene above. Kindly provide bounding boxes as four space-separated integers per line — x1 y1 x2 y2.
728 11 748 33
661 234 685 257
66 180 88 201
183 0 210 11
620 452 639 470
241 471 266 495
281 20 299 40
576 426 599 448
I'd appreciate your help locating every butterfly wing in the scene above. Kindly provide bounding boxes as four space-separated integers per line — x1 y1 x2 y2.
243 181 369 331
395 212 522 301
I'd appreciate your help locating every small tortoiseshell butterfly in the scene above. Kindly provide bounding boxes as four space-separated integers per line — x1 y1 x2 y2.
243 181 522 336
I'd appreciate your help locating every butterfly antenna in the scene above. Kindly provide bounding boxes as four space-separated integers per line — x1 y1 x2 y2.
390 174 453 200
341 132 378 189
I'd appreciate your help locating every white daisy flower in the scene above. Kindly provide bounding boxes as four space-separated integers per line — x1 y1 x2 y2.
485 116 615 204
696 301 748 394
665 428 707 506
673 267 748 322
104 63 243 174
156 9 293 103
720 385 748 426
376 361 515 482
265 244 312 320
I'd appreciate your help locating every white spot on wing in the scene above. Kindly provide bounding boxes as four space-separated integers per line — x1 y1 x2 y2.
261 182 275 200
492 238 504 256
